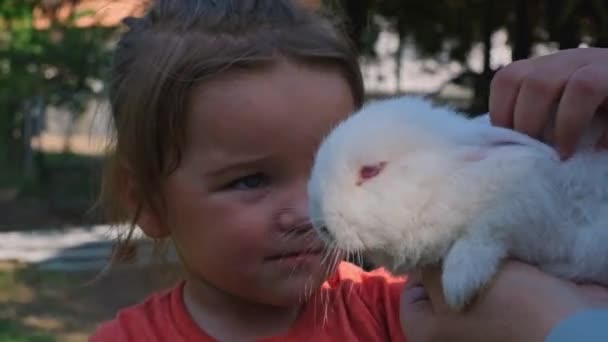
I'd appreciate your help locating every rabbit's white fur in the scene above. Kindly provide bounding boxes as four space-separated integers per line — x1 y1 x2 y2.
308 95 608 311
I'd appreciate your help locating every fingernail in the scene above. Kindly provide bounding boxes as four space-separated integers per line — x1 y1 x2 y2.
595 139 608 151
405 285 429 303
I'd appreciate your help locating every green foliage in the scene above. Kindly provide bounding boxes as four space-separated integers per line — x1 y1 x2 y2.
0 270 12 291
0 0 118 191
0 0 116 114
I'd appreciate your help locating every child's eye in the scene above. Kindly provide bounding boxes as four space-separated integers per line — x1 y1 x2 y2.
227 173 269 190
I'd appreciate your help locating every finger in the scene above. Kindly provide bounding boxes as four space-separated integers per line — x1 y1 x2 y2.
406 269 487 342
421 266 452 314
406 270 423 284
402 273 429 303
400 279 436 342
489 60 534 128
554 65 608 158
597 129 608 150
512 65 571 140
400 292 466 342
577 284 608 303
597 98 608 149
540 122 557 145
600 96 608 113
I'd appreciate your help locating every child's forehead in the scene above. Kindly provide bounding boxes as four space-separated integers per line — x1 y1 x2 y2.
184 60 355 151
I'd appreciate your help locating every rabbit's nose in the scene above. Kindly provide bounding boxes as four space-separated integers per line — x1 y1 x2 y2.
317 225 335 242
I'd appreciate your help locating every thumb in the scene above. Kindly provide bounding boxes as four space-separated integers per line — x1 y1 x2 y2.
401 271 483 342
421 266 453 315
578 284 608 306
400 273 437 342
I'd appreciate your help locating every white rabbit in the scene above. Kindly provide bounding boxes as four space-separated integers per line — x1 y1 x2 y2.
307 95 608 311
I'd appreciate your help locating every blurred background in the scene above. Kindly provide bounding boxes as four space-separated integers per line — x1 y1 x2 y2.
0 0 607 341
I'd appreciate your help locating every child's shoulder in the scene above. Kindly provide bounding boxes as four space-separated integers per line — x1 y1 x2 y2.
322 261 407 311
89 263 408 341
89 284 176 342
89 280 212 342
287 262 408 341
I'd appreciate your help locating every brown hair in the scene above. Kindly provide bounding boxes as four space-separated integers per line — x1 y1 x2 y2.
100 0 364 264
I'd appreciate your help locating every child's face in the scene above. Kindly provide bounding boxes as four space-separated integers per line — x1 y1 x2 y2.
160 59 355 306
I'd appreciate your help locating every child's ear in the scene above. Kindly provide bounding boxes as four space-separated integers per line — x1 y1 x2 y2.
121 165 169 239
132 202 169 239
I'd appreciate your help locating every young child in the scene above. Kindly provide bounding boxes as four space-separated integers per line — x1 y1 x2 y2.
91 1 407 341
91 0 608 340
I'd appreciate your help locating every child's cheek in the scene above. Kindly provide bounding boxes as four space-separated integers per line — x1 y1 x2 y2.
208 186 272 204
235 188 273 204
222 191 277 237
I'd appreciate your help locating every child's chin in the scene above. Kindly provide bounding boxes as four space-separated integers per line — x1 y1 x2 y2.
268 252 335 276
270 268 332 300
271 281 327 305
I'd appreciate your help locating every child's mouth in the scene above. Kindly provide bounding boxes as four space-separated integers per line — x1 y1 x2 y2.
265 247 325 261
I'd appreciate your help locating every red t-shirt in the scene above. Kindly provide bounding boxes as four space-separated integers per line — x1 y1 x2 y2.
90 262 408 341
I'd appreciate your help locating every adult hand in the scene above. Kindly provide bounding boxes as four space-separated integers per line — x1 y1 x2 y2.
488 47 608 159
400 261 608 342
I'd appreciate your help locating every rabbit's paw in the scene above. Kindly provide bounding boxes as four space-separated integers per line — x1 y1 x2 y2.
441 237 505 311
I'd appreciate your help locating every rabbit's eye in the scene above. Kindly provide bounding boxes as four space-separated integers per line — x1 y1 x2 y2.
357 161 387 186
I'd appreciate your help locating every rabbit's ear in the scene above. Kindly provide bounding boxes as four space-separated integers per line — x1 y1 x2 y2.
468 113 551 150
487 125 553 150
478 126 542 147
458 125 557 162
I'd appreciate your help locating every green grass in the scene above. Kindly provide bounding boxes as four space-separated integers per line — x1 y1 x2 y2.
14 267 73 292
0 266 79 298
0 260 182 342
0 271 14 292
0 320 55 342
0 266 79 342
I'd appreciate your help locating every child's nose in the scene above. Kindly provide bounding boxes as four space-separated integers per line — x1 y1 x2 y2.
275 179 314 232
276 206 311 233
276 193 312 232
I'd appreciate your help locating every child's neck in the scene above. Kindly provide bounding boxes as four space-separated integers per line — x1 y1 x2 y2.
183 278 303 341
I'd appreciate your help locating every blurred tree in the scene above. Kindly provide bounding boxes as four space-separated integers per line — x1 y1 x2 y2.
320 0 375 56
325 0 608 114
0 0 116 187
545 0 608 48
360 0 511 115
510 0 536 61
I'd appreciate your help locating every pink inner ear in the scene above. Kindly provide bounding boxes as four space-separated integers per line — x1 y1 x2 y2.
461 148 490 162
461 140 522 162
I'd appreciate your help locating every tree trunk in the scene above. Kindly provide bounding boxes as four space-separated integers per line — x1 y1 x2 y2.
339 0 370 52
512 0 532 60
395 20 406 94
471 0 495 115
558 19 581 49
546 0 581 49
23 95 46 183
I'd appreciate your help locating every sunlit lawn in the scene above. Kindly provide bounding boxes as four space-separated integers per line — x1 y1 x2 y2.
0 319 55 342
0 136 183 342
0 261 181 342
